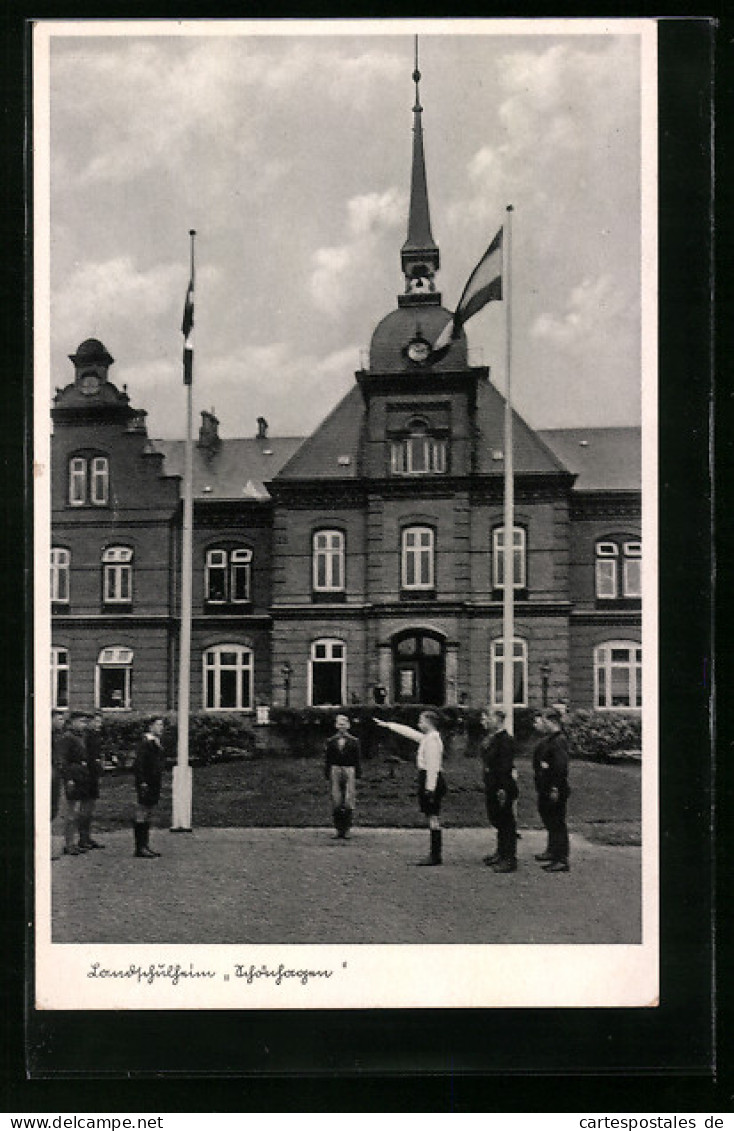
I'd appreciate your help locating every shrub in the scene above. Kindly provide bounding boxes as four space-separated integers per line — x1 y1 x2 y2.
96 712 255 769
563 710 642 762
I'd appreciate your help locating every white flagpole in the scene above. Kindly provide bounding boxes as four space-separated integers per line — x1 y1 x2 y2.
172 229 196 831
502 205 515 735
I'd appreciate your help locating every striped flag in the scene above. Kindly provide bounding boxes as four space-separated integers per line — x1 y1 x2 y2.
182 272 194 385
432 226 503 354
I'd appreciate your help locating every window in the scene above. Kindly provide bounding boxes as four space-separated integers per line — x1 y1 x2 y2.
402 526 435 590
102 546 133 604
595 541 618 598
623 542 642 598
594 641 642 709
68 454 109 506
96 647 133 710
391 435 447 475
91 457 109 505
492 526 526 590
309 639 346 706
312 531 345 592
69 458 87 506
51 548 70 603
490 638 528 708
205 547 252 604
51 646 69 709
203 644 253 710
595 538 642 600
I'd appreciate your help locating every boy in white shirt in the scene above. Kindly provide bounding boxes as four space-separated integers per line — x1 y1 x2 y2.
375 710 446 866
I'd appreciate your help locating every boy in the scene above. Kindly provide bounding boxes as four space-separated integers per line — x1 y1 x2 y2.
324 714 361 839
479 708 519 872
533 708 571 872
375 711 446 866
132 717 167 858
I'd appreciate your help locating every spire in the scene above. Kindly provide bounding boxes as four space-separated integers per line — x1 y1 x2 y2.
401 36 440 299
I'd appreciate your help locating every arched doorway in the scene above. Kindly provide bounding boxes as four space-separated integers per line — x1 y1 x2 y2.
392 630 445 705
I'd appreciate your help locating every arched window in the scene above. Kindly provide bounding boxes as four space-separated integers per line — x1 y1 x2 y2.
68 454 109 506
203 644 253 711
595 538 642 600
309 639 346 707
594 641 642 709
390 418 447 475
102 546 133 604
96 646 133 710
51 646 69 709
205 547 252 604
401 526 435 590
51 547 70 603
312 530 345 593
490 638 528 708
492 526 527 590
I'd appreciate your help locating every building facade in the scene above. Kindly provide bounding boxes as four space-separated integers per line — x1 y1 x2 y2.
49 69 641 718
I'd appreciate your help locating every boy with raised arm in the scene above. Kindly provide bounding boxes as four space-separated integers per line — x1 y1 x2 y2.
375 710 446 866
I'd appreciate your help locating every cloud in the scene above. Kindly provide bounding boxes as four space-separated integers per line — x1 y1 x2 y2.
51 39 403 187
309 188 405 314
446 37 639 234
53 256 180 330
347 188 403 237
531 274 630 348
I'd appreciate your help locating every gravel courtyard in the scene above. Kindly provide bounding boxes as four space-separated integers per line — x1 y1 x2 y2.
51 825 641 945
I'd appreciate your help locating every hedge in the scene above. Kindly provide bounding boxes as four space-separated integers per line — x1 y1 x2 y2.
562 709 642 763
92 706 641 769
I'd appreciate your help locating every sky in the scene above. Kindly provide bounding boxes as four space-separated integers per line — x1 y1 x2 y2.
45 21 648 440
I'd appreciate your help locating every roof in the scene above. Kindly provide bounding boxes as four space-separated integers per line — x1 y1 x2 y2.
474 381 569 477
150 436 303 500
276 378 571 482
370 305 467 372
537 428 641 491
275 385 365 480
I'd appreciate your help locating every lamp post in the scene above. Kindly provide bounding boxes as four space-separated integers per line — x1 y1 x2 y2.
540 659 551 708
281 661 292 707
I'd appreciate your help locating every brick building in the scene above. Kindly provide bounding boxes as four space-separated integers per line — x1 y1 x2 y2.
50 68 641 718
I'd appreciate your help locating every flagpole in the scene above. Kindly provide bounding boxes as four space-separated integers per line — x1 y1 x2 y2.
172 229 196 831
502 205 515 735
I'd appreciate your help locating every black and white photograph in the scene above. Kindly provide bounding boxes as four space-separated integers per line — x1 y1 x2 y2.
33 18 658 1012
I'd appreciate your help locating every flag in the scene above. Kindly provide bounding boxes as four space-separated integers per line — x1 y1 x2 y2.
432 226 503 354
182 273 194 385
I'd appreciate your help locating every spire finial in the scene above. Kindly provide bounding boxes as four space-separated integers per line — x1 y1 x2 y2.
413 35 422 112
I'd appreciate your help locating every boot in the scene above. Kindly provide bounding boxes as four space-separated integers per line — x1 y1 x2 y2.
417 829 442 866
142 821 160 858
134 821 158 858
343 807 353 839
483 850 501 866
492 858 518 873
332 807 345 838
79 818 105 850
65 817 84 854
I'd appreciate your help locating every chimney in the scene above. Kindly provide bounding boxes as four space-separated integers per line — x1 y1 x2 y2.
198 409 221 456
256 416 268 440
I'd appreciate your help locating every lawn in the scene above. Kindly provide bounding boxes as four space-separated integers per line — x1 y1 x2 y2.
81 750 641 845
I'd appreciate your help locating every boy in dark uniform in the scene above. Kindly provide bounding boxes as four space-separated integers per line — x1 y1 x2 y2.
51 709 65 823
533 707 571 872
132 717 166 858
58 711 90 856
79 710 105 849
479 708 519 872
324 714 361 839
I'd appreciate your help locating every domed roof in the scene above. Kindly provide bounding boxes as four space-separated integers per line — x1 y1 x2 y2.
369 304 468 373
69 338 114 366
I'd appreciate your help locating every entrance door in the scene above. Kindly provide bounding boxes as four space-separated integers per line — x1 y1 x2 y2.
393 632 445 705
